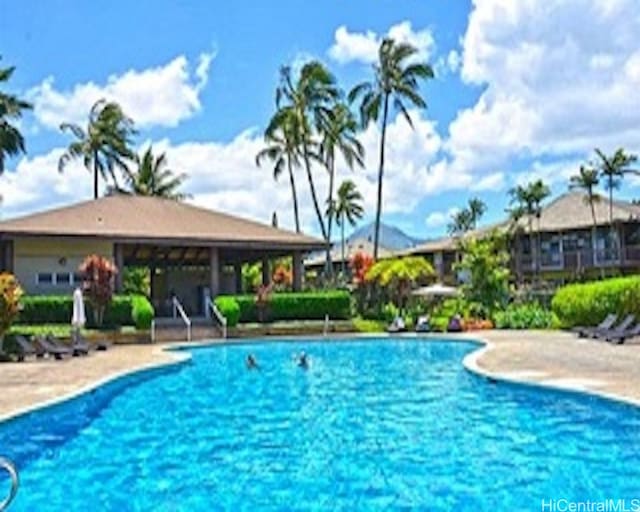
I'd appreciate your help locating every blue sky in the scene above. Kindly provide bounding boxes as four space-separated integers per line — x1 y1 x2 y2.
1 0 639 240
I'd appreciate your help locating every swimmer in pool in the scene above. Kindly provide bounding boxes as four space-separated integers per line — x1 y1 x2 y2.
246 354 259 370
297 351 309 369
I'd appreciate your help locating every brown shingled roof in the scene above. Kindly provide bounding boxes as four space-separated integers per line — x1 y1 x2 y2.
0 195 324 249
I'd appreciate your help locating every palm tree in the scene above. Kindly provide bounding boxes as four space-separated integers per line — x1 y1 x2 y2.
0 57 32 173
593 148 639 227
59 99 136 199
327 180 364 276
349 38 434 260
467 197 487 229
319 102 364 274
569 165 600 232
125 147 188 200
257 109 302 232
275 62 339 241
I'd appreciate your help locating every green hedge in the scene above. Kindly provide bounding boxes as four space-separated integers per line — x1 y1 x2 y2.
214 296 241 327
216 291 351 323
551 276 640 328
17 294 154 329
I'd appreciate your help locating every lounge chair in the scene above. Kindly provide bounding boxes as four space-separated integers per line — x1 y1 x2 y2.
594 314 635 340
47 334 89 357
387 316 407 333
415 315 431 333
14 335 45 361
606 323 640 344
72 331 111 352
573 314 617 338
34 336 73 360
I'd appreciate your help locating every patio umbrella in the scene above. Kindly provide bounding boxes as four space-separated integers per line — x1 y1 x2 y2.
71 287 86 329
411 283 459 298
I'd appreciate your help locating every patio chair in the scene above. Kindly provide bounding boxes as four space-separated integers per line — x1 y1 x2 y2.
572 314 617 338
47 334 89 357
14 335 45 361
34 336 73 360
594 314 635 340
605 323 640 344
415 315 431 333
387 316 407 333
73 331 111 352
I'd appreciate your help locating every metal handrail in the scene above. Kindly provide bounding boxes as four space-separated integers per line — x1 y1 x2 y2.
206 296 227 339
172 296 192 342
0 457 18 511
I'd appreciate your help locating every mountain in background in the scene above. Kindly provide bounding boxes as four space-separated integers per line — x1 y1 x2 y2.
345 222 421 251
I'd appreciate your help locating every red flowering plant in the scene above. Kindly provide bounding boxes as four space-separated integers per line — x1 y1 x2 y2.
272 264 292 291
350 251 374 286
79 254 118 327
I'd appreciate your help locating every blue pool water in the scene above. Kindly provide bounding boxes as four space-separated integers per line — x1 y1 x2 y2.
1 339 640 511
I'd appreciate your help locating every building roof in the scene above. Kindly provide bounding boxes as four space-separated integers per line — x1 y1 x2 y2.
402 192 640 256
0 195 324 250
304 237 393 267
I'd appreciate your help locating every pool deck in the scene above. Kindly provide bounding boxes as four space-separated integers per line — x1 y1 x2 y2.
1 330 640 421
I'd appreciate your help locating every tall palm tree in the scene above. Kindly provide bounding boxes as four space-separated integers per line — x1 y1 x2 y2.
447 209 473 237
569 165 600 232
327 180 364 276
59 99 136 199
275 62 339 241
0 57 32 173
349 38 434 260
125 147 188 200
257 109 302 232
319 102 364 274
593 148 639 227
467 197 487 229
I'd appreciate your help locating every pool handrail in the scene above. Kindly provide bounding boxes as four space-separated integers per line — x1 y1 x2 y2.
0 456 18 511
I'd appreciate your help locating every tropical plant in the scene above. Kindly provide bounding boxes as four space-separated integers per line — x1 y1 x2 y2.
365 256 434 311
79 254 118 327
0 272 23 353
257 108 302 232
242 263 262 293
350 251 374 286
569 165 600 233
125 147 188 200
122 267 150 297
59 99 136 199
508 179 550 282
592 148 639 233
448 197 487 237
319 102 364 272
455 231 510 317
275 62 339 240
0 57 32 173
327 180 364 276
349 38 434 260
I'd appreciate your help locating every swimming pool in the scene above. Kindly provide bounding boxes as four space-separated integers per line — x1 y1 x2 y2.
1 338 640 511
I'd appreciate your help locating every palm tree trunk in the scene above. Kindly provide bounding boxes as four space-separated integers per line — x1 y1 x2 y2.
325 157 335 278
373 93 390 261
287 159 301 233
302 146 327 241
93 154 99 199
529 217 535 284
341 212 346 276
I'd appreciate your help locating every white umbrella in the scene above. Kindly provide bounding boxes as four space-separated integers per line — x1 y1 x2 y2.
71 287 86 328
411 283 459 298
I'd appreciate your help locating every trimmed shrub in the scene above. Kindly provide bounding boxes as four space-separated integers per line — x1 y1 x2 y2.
131 296 154 329
551 276 640 328
17 294 151 328
493 303 555 330
217 291 351 323
214 296 241 327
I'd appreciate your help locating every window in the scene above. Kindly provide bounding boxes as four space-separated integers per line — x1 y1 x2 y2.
72 273 83 285
36 272 53 285
56 272 72 286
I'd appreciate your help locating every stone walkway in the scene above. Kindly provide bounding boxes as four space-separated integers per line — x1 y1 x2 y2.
1 330 639 421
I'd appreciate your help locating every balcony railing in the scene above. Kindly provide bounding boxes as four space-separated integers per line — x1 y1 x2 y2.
515 245 640 273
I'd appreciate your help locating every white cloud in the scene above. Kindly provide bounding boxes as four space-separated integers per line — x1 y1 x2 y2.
444 0 640 179
425 207 459 228
328 21 435 65
28 51 215 130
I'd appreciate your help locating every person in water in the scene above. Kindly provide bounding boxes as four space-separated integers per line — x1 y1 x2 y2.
246 354 259 370
297 351 309 369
